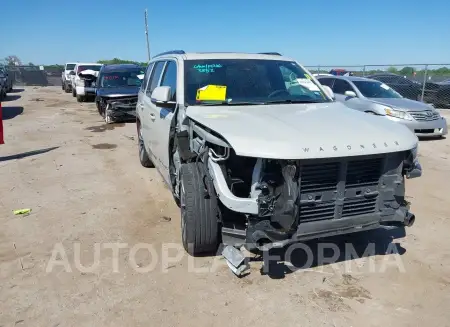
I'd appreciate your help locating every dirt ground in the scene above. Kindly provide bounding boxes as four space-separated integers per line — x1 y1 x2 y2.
1 86 450 327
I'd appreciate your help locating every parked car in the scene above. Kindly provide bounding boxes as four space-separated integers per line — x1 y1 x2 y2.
366 73 422 101
317 75 447 137
61 62 76 93
70 63 102 102
422 79 450 108
136 50 420 274
0 65 14 93
95 64 145 123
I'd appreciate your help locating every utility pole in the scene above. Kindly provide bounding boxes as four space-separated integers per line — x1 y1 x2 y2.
144 9 151 61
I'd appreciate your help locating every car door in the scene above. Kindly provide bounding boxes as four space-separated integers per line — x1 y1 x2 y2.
137 62 154 149
141 61 166 165
151 60 178 184
332 79 368 112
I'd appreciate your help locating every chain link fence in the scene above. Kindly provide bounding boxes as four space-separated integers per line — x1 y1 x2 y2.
4 65 63 87
305 64 450 107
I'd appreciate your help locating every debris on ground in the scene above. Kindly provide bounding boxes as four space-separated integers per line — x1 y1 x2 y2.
13 208 32 215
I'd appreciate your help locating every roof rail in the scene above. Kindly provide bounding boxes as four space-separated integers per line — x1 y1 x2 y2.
153 50 185 58
259 52 282 56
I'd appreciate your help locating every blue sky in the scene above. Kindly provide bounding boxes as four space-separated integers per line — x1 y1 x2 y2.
1 0 448 66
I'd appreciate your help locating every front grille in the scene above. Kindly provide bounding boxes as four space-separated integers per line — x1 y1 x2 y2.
342 197 377 217
347 158 382 187
299 201 335 222
300 162 339 192
415 129 434 134
409 110 440 121
298 156 384 222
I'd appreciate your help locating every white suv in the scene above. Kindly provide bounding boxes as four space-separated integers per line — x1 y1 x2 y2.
136 50 421 273
70 63 102 102
61 62 76 93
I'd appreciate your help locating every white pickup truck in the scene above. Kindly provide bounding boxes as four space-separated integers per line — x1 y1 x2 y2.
70 63 102 102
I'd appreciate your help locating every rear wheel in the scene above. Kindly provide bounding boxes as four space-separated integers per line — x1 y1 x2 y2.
180 162 219 256
76 95 84 102
137 121 154 168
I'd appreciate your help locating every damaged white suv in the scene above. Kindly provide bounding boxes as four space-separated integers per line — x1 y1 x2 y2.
136 51 421 265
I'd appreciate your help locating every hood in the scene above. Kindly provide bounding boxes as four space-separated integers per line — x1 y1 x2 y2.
186 102 417 159
78 69 99 78
369 98 434 112
96 86 139 97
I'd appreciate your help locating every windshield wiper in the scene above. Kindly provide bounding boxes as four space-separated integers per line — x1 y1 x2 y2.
264 99 323 104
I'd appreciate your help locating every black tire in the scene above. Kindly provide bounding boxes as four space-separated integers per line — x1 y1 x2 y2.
138 122 154 168
61 82 64 90
180 162 219 256
64 82 70 93
72 87 76 97
76 95 84 102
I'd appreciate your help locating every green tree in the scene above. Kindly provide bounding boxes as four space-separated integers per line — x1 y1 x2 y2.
387 66 399 74
399 66 415 76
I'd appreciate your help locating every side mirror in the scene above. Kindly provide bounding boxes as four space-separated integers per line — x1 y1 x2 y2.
322 85 335 100
344 90 357 98
151 86 171 104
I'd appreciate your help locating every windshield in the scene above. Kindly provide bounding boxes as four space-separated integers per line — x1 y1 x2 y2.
66 64 76 70
184 59 329 105
77 65 102 73
100 70 144 88
353 81 403 98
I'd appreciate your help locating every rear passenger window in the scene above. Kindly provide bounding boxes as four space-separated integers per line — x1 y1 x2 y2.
160 61 177 101
146 61 165 97
140 63 154 93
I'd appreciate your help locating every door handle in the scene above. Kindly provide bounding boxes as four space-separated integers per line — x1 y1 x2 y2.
149 113 156 120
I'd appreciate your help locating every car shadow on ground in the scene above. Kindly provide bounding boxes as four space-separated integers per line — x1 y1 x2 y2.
250 227 406 279
9 88 25 93
1 106 24 120
0 146 59 162
2 94 21 101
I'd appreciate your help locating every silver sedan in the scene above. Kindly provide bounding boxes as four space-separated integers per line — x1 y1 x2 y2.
317 75 448 137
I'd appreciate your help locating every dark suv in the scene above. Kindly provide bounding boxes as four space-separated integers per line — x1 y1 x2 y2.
95 64 145 123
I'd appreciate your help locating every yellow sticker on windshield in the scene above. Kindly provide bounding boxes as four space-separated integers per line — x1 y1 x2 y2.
196 85 227 102
305 74 312 80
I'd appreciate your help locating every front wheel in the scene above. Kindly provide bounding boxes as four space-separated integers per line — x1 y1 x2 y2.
180 162 219 256
76 95 84 102
72 87 76 97
137 121 154 168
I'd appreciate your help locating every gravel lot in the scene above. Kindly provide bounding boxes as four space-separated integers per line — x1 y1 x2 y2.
1 86 450 327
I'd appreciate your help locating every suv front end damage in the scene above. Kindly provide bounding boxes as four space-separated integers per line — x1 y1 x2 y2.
98 96 138 122
206 146 420 251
